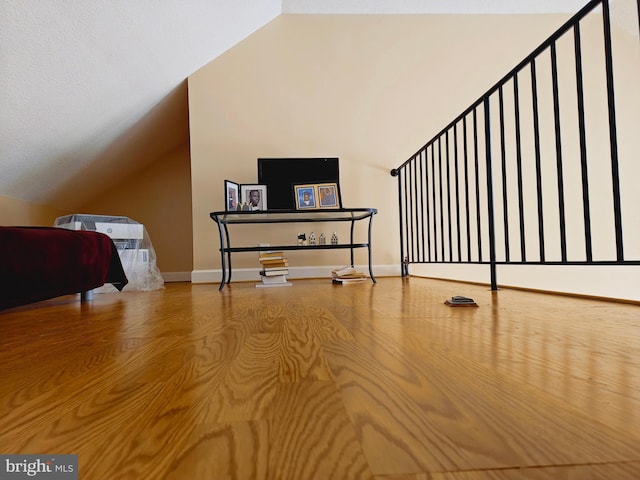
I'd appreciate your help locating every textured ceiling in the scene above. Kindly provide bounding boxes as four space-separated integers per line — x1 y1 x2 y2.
282 0 587 14
1 0 588 211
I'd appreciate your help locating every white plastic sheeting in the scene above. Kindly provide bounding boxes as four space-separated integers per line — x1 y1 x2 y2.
54 214 164 292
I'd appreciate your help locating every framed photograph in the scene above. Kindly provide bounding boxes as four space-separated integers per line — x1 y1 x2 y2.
225 180 240 211
317 182 341 209
240 184 268 211
294 184 317 210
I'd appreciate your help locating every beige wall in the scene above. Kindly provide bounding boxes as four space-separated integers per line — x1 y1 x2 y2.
188 13 572 276
1 137 193 279
0 195 69 226
79 144 193 275
0 145 192 278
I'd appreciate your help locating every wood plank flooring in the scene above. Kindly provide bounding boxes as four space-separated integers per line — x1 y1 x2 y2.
0 277 639 479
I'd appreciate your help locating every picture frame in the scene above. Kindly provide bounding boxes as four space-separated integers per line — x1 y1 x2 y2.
240 184 268 211
316 182 341 209
294 184 318 210
294 182 342 210
225 180 240 211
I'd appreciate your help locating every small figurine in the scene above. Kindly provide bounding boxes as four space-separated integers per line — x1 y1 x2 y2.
297 233 307 246
331 232 338 245
309 232 317 246
319 233 326 245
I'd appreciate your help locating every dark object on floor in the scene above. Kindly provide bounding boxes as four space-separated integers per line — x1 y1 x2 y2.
445 295 479 307
0 226 128 310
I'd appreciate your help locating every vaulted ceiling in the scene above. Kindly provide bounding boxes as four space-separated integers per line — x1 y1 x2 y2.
1 0 587 211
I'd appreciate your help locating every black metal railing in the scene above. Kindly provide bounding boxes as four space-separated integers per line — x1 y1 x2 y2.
391 0 640 290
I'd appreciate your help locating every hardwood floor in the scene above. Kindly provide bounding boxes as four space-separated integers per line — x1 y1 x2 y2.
1 277 639 479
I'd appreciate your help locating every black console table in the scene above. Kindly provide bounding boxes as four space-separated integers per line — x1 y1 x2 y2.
210 208 377 290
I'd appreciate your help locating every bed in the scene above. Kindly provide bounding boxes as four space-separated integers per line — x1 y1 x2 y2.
0 226 128 310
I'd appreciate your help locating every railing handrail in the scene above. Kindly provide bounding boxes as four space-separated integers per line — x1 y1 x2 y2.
392 0 604 175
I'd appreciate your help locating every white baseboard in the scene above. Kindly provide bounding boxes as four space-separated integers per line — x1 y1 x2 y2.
161 271 192 283
191 264 401 284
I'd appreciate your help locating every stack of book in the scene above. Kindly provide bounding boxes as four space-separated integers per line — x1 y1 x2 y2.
331 265 367 285
257 251 292 288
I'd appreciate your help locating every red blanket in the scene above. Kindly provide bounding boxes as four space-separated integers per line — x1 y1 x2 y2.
0 226 128 310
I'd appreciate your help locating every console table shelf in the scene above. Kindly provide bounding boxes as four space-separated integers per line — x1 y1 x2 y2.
224 243 369 253
210 208 377 290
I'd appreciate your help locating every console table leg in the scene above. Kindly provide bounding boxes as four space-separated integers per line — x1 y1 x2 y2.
368 214 376 283
217 222 228 290
350 220 356 266
224 225 233 286
218 264 226 290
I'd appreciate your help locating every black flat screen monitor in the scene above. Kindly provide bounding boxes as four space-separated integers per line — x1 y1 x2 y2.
257 157 340 210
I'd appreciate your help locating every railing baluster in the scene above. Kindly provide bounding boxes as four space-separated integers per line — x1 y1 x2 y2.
418 151 425 262
431 145 438 262
513 73 527 262
454 123 462 262
396 168 406 275
407 157 416 262
438 137 445 261
551 41 568 262
573 23 593 263
531 58 546 262
463 116 472 262
445 131 453 261
425 147 432 262
602 0 624 262
411 157 418 262
484 98 498 290
473 108 483 262
404 169 411 264
499 84 510 262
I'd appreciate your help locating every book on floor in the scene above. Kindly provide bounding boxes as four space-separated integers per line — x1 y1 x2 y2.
256 281 292 288
260 269 289 276
260 258 289 267
332 277 367 285
444 296 479 307
331 265 357 277
332 265 367 284
260 274 289 284
259 251 285 260
333 271 366 279
332 271 367 284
